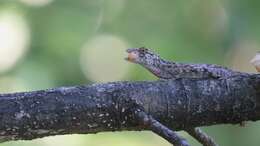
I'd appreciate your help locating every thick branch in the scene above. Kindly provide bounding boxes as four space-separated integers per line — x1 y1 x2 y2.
0 73 260 142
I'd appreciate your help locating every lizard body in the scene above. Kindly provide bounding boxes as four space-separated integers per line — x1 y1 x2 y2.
125 47 240 79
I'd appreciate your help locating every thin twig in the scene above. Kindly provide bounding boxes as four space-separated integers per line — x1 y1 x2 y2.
135 110 190 146
186 128 218 146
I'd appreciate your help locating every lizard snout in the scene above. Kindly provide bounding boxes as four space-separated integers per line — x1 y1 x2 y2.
125 52 138 62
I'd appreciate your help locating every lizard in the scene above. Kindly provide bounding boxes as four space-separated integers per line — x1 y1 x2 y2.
125 47 242 80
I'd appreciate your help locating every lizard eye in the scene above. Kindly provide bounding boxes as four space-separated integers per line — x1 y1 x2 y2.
139 47 148 52
138 47 149 58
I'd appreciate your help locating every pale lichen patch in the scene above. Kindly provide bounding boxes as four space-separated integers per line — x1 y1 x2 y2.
15 110 30 120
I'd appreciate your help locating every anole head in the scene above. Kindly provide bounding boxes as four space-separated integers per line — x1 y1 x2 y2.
125 47 160 66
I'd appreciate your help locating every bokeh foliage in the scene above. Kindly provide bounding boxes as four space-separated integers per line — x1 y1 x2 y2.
0 0 259 146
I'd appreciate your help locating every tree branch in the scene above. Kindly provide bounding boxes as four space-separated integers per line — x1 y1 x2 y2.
0 73 259 145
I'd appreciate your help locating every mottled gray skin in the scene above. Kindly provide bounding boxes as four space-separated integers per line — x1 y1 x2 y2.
126 47 241 79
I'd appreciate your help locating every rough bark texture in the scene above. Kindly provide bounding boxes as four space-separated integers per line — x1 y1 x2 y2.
0 73 260 142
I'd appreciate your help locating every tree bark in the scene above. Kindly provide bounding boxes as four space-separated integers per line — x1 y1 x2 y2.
0 73 259 143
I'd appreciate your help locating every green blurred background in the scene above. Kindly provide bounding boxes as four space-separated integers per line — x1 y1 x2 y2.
0 0 259 146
